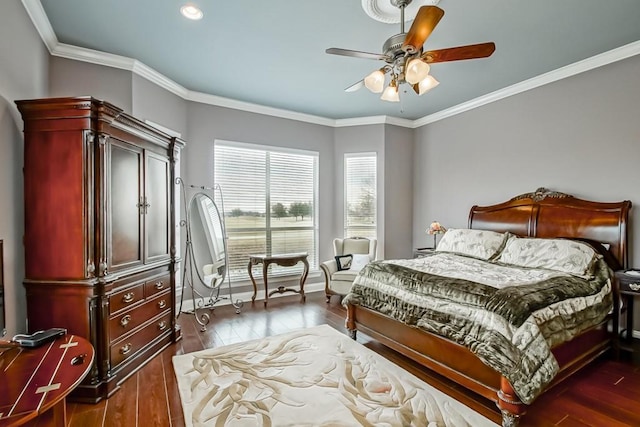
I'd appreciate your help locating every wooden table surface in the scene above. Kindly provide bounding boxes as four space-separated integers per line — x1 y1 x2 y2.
0 334 94 427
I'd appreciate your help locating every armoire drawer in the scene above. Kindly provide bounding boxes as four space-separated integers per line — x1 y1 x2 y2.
145 274 170 298
109 282 145 315
110 312 172 369
109 290 171 343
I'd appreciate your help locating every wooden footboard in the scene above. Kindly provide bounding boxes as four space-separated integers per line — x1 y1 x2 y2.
346 303 612 427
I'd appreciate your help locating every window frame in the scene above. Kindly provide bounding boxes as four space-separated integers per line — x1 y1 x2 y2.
344 152 377 239
214 140 319 282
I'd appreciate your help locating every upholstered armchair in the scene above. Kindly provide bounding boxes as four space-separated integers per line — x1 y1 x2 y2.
320 237 377 302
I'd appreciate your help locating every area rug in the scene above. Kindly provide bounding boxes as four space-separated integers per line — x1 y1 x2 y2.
172 324 498 427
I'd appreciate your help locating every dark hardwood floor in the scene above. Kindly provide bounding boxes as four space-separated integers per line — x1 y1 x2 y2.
64 291 640 427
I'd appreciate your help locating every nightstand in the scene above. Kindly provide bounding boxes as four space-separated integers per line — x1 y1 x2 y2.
414 247 435 258
614 269 640 354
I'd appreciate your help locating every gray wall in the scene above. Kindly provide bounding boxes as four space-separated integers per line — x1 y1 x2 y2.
132 74 188 137
413 54 639 262
384 125 414 259
0 0 49 336
50 57 133 111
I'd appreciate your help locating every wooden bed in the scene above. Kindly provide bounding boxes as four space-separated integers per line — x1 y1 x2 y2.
345 188 631 427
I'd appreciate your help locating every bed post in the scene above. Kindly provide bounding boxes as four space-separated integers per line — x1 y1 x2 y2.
497 377 526 427
345 304 357 340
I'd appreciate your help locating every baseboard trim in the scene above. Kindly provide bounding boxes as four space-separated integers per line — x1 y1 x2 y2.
178 281 326 314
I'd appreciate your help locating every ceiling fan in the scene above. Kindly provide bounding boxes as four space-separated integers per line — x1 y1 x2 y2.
326 0 495 102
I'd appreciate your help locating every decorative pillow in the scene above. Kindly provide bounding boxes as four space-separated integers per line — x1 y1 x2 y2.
498 237 598 276
435 228 509 260
335 254 353 271
350 254 371 271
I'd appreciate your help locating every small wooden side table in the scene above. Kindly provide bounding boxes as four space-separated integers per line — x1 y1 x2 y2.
614 269 640 354
248 252 309 306
0 334 94 427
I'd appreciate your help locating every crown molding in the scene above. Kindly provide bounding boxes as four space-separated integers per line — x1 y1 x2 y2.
334 115 415 128
416 40 640 127
186 91 335 127
51 43 333 126
23 0 640 130
21 0 57 52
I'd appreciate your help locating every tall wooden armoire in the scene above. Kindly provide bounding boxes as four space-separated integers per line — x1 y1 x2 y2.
16 97 184 402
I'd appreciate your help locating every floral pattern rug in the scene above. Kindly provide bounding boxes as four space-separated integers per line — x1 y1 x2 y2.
172 325 497 427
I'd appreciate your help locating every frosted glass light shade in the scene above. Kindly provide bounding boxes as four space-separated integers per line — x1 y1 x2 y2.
364 70 385 93
417 74 440 95
405 58 430 85
380 83 399 102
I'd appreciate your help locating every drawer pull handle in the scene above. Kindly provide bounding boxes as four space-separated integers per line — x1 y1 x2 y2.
120 314 132 327
158 300 167 309
120 343 132 355
122 292 135 303
630 283 640 291
158 321 167 331
155 281 164 290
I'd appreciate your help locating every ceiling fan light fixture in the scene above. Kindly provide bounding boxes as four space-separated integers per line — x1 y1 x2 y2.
380 80 400 102
364 69 385 93
405 58 430 85
417 74 440 95
180 3 203 20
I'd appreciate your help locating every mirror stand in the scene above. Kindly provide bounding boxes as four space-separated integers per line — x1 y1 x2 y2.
176 178 243 332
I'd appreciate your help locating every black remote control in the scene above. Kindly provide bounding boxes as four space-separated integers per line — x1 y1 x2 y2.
12 328 67 348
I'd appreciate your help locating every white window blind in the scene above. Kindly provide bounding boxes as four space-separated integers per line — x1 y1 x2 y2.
214 141 318 282
344 153 377 239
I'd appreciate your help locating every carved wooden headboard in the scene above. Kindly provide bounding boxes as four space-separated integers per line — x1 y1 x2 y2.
468 188 632 268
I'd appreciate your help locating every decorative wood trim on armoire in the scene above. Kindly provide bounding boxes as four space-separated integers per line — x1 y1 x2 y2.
16 97 185 402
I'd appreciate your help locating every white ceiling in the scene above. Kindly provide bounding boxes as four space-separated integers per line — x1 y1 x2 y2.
34 0 640 121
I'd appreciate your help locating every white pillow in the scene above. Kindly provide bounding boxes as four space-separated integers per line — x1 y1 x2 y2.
435 228 508 260
350 254 371 271
498 237 597 276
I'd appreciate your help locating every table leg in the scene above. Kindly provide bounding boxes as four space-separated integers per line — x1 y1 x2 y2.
248 259 258 303
299 257 309 302
263 261 270 307
626 296 634 342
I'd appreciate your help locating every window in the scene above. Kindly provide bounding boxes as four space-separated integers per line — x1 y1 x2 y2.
344 153 377 239
214 141 318 282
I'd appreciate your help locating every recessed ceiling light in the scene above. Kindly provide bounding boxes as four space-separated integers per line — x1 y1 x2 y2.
181 3 203 20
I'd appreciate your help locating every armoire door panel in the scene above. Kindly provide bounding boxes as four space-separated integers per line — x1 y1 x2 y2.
145 152 170 262
109 140 143 271
23 130 90 279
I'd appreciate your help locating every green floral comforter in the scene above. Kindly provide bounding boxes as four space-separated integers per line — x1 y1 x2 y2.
342 252 613 404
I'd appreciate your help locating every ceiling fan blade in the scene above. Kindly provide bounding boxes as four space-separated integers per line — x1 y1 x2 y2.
402 6 445 52
326 48 388 61
421 42 496 63
345 80 364 92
